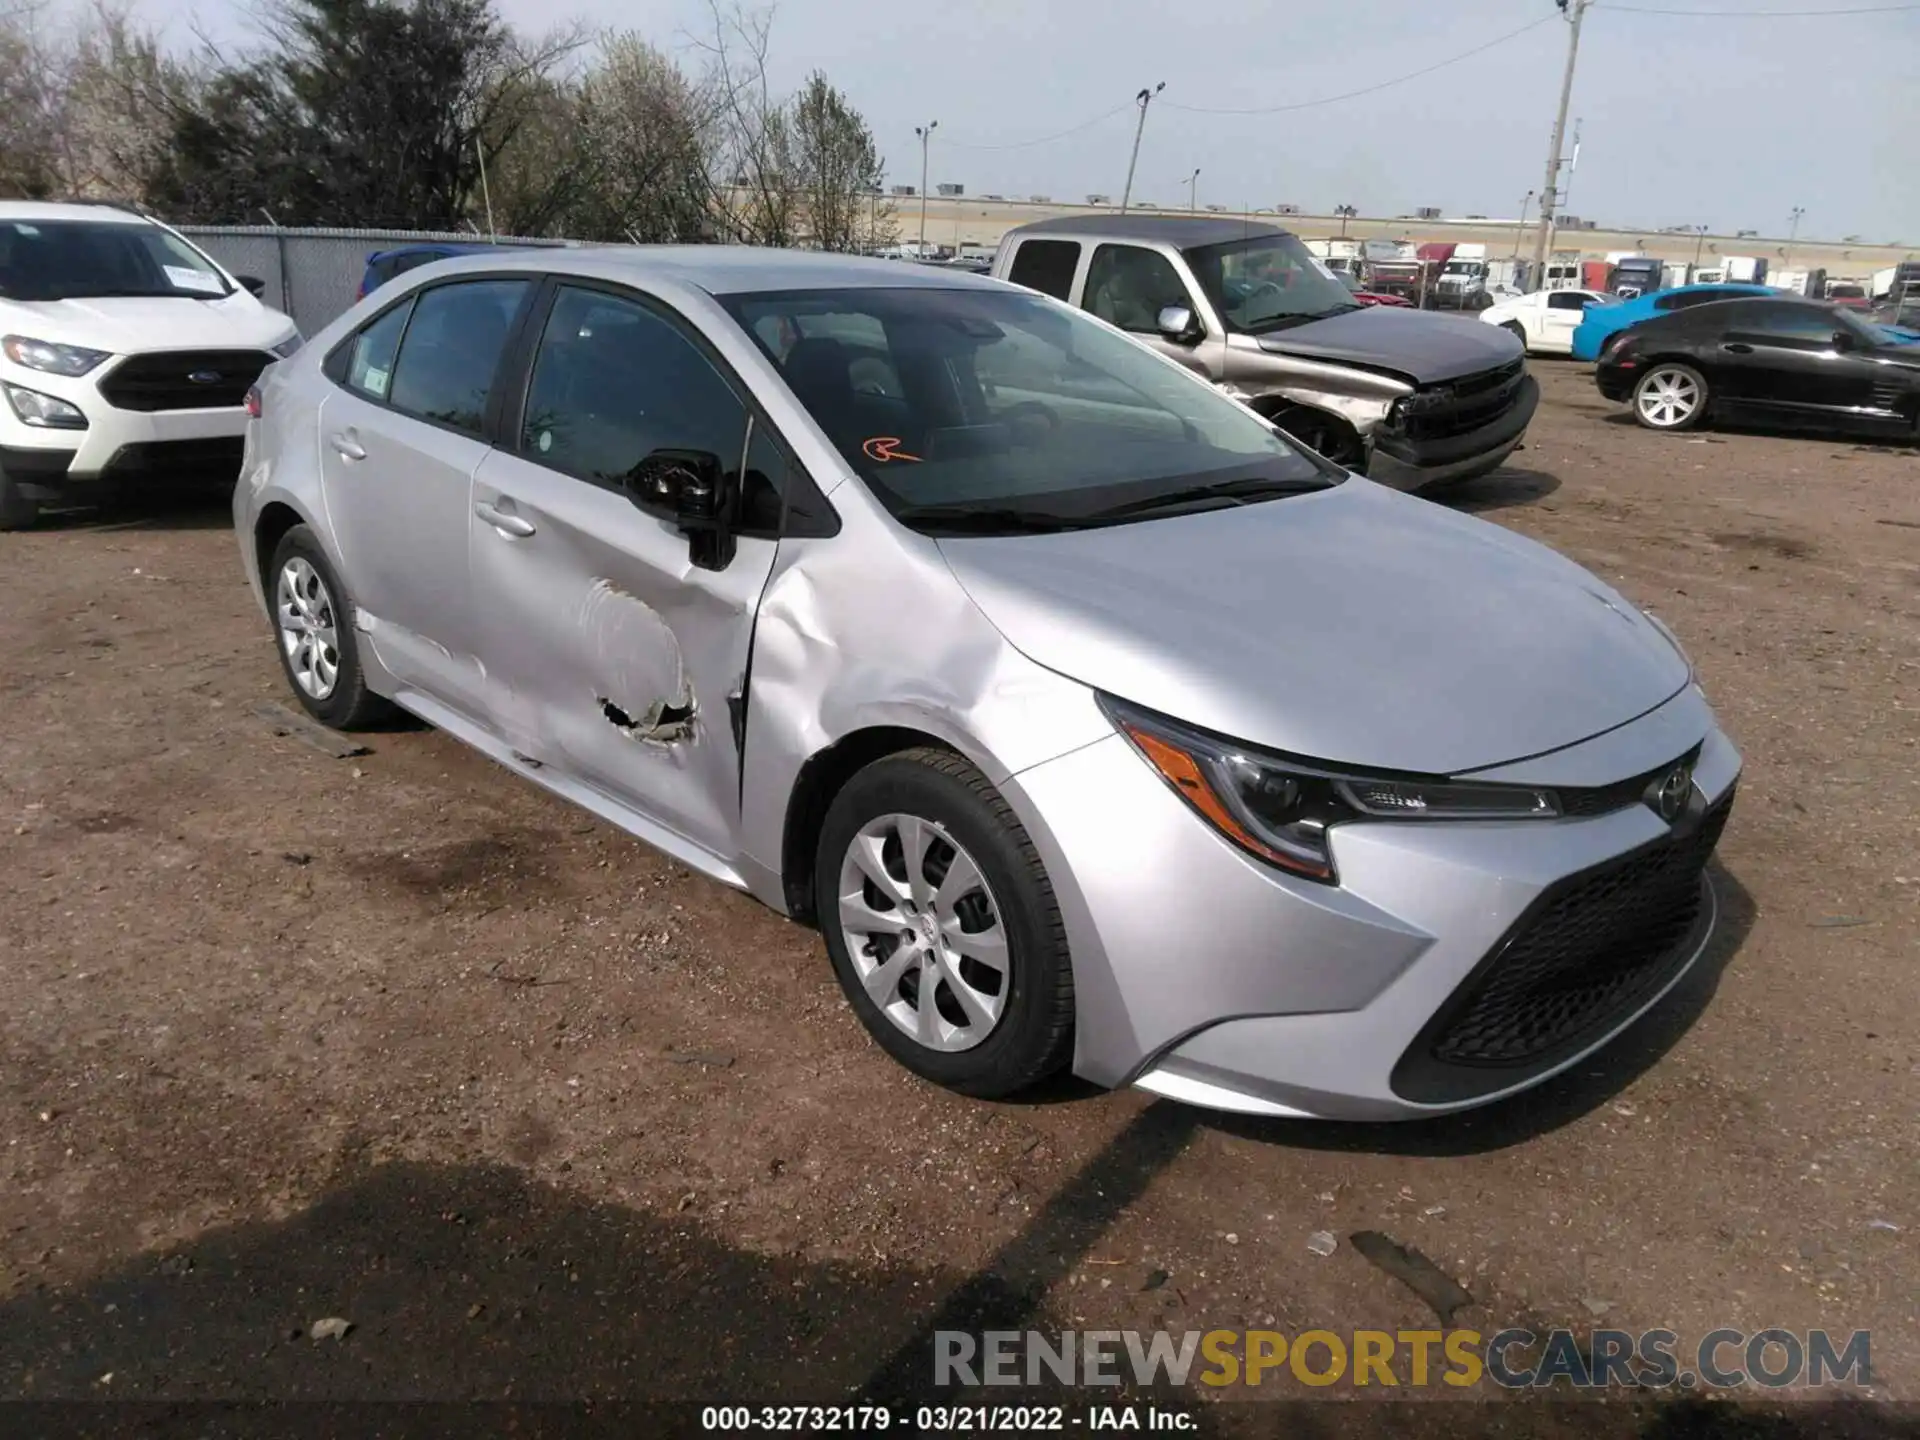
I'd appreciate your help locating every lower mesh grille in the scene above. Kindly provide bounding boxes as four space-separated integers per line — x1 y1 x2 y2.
1393 791 1732 1102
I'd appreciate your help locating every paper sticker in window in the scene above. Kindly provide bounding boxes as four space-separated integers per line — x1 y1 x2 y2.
164 265 226 294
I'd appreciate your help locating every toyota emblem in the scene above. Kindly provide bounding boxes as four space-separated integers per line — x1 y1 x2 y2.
1647 763 1694 823
187 369 222 385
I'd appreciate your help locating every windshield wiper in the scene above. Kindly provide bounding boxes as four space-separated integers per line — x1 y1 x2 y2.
1089 474 1333 521
892 504 1087 535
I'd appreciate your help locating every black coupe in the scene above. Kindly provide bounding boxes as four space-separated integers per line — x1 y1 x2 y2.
1596 297 1920 439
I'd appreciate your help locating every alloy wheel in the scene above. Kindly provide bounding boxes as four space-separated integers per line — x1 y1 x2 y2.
836 813 1009 1052
276 555 340 700
1636 367 1702 428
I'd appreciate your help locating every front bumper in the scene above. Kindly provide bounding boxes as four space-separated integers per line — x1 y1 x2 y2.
0 371 253 493
1366 374 1540 493
1005 684 1741 1121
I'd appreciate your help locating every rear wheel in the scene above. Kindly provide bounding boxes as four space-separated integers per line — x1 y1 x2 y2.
1632 363 1709 432
267 525 390 729
0 466 39 531
815 747 1074 1098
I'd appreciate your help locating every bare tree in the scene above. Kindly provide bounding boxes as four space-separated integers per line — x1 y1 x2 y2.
0 1 65 197
690 2 797 246
789 72 889 252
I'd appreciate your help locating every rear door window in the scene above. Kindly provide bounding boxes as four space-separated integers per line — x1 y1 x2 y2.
1006 240 1080 300
386 279 530 436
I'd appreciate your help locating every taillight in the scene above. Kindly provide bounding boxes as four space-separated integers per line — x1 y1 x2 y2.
244 385 263 419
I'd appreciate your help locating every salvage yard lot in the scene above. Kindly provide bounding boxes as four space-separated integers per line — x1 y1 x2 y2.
1 363 1915 1418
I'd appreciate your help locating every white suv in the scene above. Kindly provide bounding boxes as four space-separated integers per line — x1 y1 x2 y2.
0 201 302 528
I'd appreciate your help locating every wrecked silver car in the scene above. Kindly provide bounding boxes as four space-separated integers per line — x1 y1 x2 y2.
235 248 1738 1119
993 216 1538 490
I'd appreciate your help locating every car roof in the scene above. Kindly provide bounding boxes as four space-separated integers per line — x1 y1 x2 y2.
0 200 150 226
1004 215 1292 247
417 244 1008 296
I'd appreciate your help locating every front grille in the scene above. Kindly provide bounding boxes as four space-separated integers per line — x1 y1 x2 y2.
1392 791 1733 1103
1393 358 1528 442
97 350 271 412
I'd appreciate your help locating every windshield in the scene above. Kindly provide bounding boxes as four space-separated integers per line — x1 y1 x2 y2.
0 219 233 301
1183 234 1360 334
721 286 1335 533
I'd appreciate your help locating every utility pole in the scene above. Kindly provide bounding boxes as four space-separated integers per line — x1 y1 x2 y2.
1119 82 1165 215
1691 224 1710 271
1511 190 1534 262
1530 0 1588 291
915 121 937 252
1187 167 1201 212
1785 205 1805 268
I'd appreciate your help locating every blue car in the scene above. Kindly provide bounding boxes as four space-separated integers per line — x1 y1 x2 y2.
356 242 530 300
1570 284 1773 362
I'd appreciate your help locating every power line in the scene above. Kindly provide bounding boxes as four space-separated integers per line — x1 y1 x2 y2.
1601 2 1917 12
941 102 1137 151
1160 15 1556 116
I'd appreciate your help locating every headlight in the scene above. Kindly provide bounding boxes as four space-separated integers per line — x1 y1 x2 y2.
272 332 304 359
1100 695 1559 884
3 382 88 429
2 335 111 377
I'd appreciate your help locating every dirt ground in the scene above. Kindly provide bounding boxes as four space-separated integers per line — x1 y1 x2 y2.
1 362 1915 1434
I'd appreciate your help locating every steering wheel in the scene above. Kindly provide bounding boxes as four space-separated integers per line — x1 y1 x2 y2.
1247 280 1287 304
1001 401 1060 438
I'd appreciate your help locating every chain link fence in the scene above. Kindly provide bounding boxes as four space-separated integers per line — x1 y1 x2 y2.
176 226 580 337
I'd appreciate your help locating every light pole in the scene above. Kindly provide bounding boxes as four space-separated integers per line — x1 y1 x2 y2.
1119 82 1164 215
1186 167 1201 212
1531 0 1589 291
915 120 937 252
1335 204 1357 237
1785 205 1805 268
1691 224 1710 272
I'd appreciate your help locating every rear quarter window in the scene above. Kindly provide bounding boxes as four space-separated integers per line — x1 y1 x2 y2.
1006 239 1081 300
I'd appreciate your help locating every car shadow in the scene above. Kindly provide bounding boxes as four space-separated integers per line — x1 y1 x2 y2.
1442 465 1563 513
1194 859 1756 1159
30 489 237 533
1597 411 1916 451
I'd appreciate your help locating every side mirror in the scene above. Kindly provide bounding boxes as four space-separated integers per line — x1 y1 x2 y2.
1831 329 1856 352
1157 305 1202 344
237 274 267 299
629 448 737 570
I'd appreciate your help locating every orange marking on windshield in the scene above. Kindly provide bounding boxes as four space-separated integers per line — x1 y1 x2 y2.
863 436 921 463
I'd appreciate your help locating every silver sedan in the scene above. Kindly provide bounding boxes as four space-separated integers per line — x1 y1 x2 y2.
233 246 1740 1120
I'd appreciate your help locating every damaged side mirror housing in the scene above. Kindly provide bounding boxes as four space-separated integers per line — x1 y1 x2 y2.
627 448 738 571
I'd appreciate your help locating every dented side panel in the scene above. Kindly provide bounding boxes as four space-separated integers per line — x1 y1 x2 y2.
468 448 778 861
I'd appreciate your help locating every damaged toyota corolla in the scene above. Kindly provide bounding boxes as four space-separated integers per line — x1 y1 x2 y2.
235 248 1740 1120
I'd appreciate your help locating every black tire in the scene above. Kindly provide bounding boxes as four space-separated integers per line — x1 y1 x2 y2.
1630 361 1710 433
265 524 391 729
815 747 1074 1098
1503 321 1530 352
1274 410 1366 470
0 466 39 531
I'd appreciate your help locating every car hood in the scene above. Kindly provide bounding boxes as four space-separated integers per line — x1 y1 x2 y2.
0 293 292 354
938 480 1691 775
1254 305 1522 383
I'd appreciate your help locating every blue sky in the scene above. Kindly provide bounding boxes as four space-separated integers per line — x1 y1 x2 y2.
117 0 1920 243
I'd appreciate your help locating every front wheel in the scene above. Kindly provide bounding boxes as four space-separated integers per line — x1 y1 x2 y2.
1632 362 1709 432
1502 321 1530 352
815 747 1074 1098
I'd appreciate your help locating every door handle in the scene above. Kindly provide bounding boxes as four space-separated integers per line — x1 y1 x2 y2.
474 499 536 538
329 431 366 461
1720 342 1754 354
